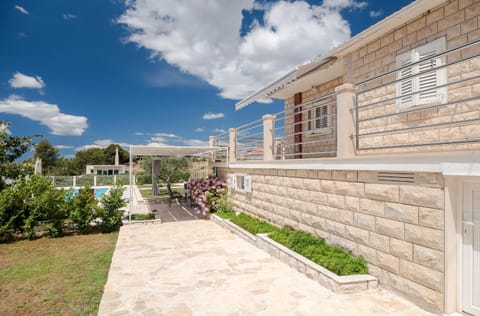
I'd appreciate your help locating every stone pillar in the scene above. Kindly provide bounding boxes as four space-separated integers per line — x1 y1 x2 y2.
113 175 117 185
229 128 237 163
335 83 357 158
263 114 275 161
209 135 216 162
93 175 97 187
73 176 77 188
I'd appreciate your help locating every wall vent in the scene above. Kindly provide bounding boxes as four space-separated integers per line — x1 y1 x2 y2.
377 172 416 184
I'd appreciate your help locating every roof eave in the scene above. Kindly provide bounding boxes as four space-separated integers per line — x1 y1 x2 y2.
234 0 446 109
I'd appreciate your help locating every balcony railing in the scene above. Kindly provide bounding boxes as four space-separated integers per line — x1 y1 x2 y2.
212 132 229 163
211 38 480 162
354 38 480 151
236 118 264 160
273 92 337 159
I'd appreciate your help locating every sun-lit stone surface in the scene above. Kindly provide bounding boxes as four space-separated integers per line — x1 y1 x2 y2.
99 220 433 315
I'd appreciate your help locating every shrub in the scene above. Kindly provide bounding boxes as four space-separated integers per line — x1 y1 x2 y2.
67 185 98 234
0 175 68 241
231 213 278 235
214 195 233 213
217 211 368 276
97 186 127 233
129 213 155 221
269 228 368 276
188 176 227 215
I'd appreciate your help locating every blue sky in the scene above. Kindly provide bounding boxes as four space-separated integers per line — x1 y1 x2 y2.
1 0 413 158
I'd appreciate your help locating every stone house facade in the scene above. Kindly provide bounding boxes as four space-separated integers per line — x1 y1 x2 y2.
214 0 480 314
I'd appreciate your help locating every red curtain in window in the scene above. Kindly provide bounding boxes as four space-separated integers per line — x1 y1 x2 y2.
294 92 302 159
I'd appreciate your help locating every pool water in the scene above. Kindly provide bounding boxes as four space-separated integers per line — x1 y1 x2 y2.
71 187 109 199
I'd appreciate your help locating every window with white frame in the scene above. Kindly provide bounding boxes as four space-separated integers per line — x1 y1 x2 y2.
307 104 329 132
396 37 447 110
228 173 252 193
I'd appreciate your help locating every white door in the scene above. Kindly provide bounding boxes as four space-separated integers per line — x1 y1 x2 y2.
463 183 480 315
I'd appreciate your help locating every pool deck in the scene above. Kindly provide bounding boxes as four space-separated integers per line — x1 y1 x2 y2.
98 219 434 315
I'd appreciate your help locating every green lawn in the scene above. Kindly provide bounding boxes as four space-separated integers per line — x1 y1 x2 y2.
0 233 118 316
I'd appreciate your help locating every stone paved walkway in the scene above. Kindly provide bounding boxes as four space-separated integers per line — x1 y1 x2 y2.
98 220 434 316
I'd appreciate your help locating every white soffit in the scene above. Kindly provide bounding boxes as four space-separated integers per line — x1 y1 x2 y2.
129 145 223 157
270 60 343 99
234 0 446 109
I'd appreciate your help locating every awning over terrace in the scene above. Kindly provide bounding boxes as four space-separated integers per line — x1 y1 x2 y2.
129 145 222 157
127 145 226 217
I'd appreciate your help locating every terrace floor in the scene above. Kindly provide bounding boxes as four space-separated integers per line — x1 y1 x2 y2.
98 220 433 316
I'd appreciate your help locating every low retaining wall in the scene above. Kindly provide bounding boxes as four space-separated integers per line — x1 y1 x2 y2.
212 214 377 294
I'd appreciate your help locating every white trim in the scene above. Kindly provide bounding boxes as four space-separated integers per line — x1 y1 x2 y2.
231 173 252 193
225 153 480 176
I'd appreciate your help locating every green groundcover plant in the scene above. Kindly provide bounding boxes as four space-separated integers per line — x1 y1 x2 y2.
216 210 368 276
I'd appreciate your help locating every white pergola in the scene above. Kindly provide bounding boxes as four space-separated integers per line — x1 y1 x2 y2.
127 145 225 217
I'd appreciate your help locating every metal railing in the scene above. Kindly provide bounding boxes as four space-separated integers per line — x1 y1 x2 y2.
213 132 229 163
236 118 264 160
354 38 480 151
51 174 129 188
273 92 337 159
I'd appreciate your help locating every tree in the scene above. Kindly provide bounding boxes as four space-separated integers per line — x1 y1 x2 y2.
73 144 129 175
34 140 59 175
139 156 191 185
158 156 191 184
104 144 129 165
0 121 35 190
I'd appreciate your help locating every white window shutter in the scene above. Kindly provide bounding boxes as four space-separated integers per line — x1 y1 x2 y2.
228 174 236 189
417 43 445 104
396 37 446 110
321 105 328 128
244 175 252 193
307 109 312 131
396 51 414 109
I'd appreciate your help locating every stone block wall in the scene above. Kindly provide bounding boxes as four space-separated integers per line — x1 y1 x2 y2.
220 167 446 313
344 0 480 153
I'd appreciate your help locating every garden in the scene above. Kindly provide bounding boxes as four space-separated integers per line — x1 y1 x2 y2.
0 174 127 242
185 175 368 277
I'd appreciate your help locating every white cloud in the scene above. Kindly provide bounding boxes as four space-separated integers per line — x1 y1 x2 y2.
118 0 363 99
212 128 226 134
14 5 29 15
203 112 224 120
146 131 208 147
63 13 77 20
323 0 367 9
154 132 178 138
369 10 383 18
135 132 145 136
9 72 45 89
0 95 88 136
75 139 131 151
182 138 209 147
195 127 204 133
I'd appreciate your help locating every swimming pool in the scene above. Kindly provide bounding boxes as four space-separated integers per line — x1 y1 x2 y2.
71 187 109 199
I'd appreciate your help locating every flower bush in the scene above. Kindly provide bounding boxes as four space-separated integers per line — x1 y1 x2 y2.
187 176 227 216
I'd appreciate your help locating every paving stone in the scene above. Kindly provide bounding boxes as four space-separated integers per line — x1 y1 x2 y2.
98 220 434 316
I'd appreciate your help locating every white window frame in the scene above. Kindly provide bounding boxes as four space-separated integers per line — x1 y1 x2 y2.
230 173 252 193
306 103 330 135
396 37 447 111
